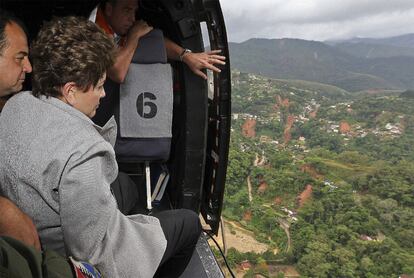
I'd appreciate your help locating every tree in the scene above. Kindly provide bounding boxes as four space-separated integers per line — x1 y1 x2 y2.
330 247 358 278
297 240 333 278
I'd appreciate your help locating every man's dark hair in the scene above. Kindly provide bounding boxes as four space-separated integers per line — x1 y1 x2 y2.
101 0 141 8
30 16 115 98
0 10 28 55
101 0 118 6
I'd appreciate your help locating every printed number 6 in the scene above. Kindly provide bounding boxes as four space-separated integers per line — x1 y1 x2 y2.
136 92 157 119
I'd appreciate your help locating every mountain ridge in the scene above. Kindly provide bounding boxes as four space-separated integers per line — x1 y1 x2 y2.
229 35 414 92
327 33 414 48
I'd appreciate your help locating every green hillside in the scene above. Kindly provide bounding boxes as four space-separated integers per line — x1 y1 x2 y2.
225 71 414 277
229 37 414 92
229 38 360 90
335 42 414 58
271 78 349 97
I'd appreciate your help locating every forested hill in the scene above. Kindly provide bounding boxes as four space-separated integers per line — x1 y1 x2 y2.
224 71 414 277
229 35 414 92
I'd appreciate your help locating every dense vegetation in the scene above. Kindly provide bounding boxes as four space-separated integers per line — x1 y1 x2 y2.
224 71 414 277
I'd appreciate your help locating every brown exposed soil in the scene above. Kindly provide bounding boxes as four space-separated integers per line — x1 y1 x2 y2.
273 95 295 144
300 164 323 180
297 184 313 208
212 220 269 254
273 197 283 205
281 98 290 107
210 218 300 278
309 110 317 118
277 96 290 108
243 210 252 222
274 95 290 110
284 130 291 145
286 115 295 127
257 181 268 194
339 121 351 134
237 261 253 271
242 119 256 138
283 115 295 144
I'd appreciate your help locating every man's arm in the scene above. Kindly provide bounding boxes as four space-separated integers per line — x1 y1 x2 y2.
108 23 226 83
107 20 153 83
164 38 226 80
0 196 41 250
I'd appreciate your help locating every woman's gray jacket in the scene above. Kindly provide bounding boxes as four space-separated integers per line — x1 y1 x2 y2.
0 92 167 277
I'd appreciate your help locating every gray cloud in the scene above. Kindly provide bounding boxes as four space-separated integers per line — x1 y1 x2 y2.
221 0 414 42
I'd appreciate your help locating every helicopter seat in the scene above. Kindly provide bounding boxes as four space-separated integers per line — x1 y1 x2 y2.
114 29 173 211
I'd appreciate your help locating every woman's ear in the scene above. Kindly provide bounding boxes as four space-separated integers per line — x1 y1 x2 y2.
61 82 78 106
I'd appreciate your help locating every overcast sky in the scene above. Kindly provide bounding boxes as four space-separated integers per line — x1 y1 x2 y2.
221 0 414 43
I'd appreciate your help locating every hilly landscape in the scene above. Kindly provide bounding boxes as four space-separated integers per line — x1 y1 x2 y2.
223 71 414 277
229 34 414 92
221 33 414 277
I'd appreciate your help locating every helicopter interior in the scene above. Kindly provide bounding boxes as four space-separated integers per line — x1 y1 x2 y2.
0 0 231 276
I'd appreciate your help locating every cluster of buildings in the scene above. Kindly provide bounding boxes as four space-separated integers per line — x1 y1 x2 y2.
324 120 404 139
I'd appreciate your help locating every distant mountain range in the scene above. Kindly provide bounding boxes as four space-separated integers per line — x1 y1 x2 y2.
229 34 414 92
328 33 414 48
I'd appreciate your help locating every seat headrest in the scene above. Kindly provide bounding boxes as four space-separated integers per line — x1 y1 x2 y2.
131 29 167 64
